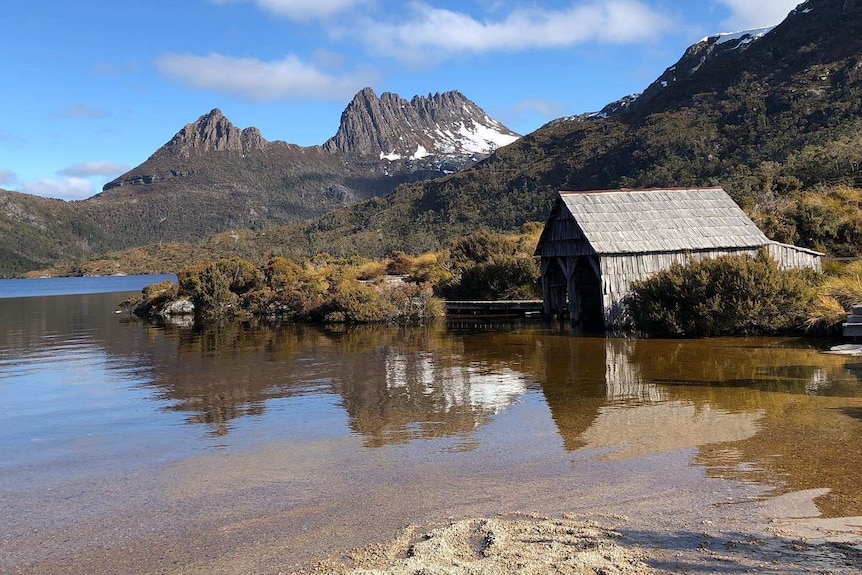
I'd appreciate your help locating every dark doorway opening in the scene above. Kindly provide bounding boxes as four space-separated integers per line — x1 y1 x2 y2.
573 258 603 330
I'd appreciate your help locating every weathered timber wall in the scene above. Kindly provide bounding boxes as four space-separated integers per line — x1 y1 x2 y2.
767 242 822 272
600 248 763 326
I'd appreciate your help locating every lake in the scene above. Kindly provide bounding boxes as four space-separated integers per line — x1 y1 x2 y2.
2 278 862 574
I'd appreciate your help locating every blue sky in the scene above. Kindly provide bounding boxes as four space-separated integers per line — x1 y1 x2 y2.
0 0 805 200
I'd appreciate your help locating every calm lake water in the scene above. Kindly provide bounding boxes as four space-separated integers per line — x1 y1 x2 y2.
2 279 862 574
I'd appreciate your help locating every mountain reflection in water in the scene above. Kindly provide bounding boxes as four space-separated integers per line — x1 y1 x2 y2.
3 291 862 522
135 322 862 517
139 323 533 445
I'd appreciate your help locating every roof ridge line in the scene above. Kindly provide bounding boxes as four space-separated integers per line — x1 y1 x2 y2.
560 187 724 195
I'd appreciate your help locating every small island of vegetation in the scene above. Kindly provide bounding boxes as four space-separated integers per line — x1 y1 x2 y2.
127 225 543 325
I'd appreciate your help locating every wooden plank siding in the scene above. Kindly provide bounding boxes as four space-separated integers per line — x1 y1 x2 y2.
767 242 823 272
536 188 824 329
600 248 763 326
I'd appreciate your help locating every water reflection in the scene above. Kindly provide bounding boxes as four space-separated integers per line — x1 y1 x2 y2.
342 345 528 447
139 323 337 436
541 337 862 518
139 323 533 443
136 324 862 493
5 291 862 521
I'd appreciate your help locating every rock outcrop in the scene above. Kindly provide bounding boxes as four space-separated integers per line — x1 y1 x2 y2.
154 109 269 159
323 88 519 159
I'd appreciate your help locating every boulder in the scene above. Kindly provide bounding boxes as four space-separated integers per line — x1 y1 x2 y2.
159 298 195 317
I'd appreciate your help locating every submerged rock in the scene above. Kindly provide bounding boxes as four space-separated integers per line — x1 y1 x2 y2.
160 298 194 317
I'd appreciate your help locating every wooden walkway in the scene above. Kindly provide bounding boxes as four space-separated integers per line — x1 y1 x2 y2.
445 300 544 317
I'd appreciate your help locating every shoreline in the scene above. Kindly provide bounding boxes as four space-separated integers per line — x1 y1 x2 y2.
8 442 862 575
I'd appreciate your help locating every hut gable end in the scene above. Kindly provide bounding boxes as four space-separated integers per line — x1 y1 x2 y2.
534 197 596 258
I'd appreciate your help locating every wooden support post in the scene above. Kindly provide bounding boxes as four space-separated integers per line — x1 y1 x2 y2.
560 257 578 324
541 259 552 316
568 269 580 324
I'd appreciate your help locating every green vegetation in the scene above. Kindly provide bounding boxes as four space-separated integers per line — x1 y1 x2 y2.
443 224 542 300
805 261 862 332
625 251 862 338
749 185 862 256
133 254 441 324
131 227 540 324
624 252 818 337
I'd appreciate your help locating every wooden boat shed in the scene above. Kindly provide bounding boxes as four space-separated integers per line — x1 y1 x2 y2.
534 187 822 329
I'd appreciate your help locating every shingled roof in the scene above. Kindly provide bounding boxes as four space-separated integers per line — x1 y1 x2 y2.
542 187 769 255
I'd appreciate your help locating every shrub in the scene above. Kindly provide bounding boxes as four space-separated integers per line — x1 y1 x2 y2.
325 281 397 323
805 261 862 332
263 257 304 289
625 252 817 337
448 230 517 270
356 260 387 281
131 280 180 318
406 252 453 290
214 257 261 294
141 280 179 306
445 229 540 300
385 251 413 275
455 255 540 300
383 282 445 322
179 262 237 318
805 294 847 333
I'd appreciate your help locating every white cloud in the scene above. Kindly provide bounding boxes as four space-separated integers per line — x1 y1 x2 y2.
58 161 129 178
359 1 676 63
21 177 98 201
716 0 802 30
0 169 17 186
157 53 376 102
211 0 368 21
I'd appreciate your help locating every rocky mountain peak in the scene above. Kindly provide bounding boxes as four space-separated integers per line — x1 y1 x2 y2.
624 26 775 112
154 109 269 160
572 0 856 121
323 87 519 159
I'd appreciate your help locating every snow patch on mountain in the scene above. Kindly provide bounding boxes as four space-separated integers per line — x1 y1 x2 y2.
410 145 430 160
704 26 775 47
325 88 520 161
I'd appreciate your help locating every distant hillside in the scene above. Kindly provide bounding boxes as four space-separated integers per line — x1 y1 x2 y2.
275 0 862 258
19 0 862 276
0 89 519 276
0 189 98 276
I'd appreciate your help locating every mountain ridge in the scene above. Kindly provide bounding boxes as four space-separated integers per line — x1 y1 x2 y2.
258 0 862 260
322 87 519 159
0 88 520 275
101 88 518 195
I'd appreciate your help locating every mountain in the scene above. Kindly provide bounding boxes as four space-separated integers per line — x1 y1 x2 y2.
0 189 87 275
323 88 519 159
87 109 371 247
559 26 778 123
0 90 519 276
15 0 862 276
273 0 862 258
